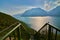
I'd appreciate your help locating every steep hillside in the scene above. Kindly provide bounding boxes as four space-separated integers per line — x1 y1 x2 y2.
0 12 36 36
0 12 18 30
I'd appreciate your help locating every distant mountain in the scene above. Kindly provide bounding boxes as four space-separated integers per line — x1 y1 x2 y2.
14 6 60 17
21 8 48 17
14 8 48 17
49 6 60 16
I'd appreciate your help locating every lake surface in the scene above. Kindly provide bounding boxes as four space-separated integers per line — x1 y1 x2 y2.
17 16 60 31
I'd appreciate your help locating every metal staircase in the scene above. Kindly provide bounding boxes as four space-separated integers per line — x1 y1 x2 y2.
0 22 21 40
34 23 60 40
0 22 60 40
0 22 31 40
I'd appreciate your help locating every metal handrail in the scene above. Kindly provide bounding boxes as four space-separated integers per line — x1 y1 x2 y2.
38 23 60 32
1 23 21 40
0 22 18 33
34 22 60 40
48 23 60 32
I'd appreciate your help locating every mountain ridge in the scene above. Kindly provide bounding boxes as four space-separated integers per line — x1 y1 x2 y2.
14 6 60 17
49 6 60 16
14 8 48 17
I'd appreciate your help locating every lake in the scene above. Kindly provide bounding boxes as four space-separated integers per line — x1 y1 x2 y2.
18 16 60 31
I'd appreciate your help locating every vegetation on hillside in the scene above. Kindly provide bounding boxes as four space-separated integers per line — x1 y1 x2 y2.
0 12 36 40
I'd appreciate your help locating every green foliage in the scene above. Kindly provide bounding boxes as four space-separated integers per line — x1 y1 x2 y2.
0 12 36 37
0 12 18 30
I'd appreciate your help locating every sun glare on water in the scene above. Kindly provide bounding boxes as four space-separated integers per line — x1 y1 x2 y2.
29 16 52 31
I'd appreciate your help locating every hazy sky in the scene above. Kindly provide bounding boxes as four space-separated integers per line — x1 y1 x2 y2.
0 0 60 15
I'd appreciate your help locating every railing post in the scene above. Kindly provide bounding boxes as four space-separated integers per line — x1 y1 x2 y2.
51 27 53 40
17 27 21 40
55 30 57 40
13 31 16 40
9 36 11 40
48 24 51 40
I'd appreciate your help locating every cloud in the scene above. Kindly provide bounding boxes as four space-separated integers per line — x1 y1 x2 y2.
12 6 37 15
43 1 53 11
0 6 37 15
0 0 60 15
54 0 60 6
43 0 60 11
